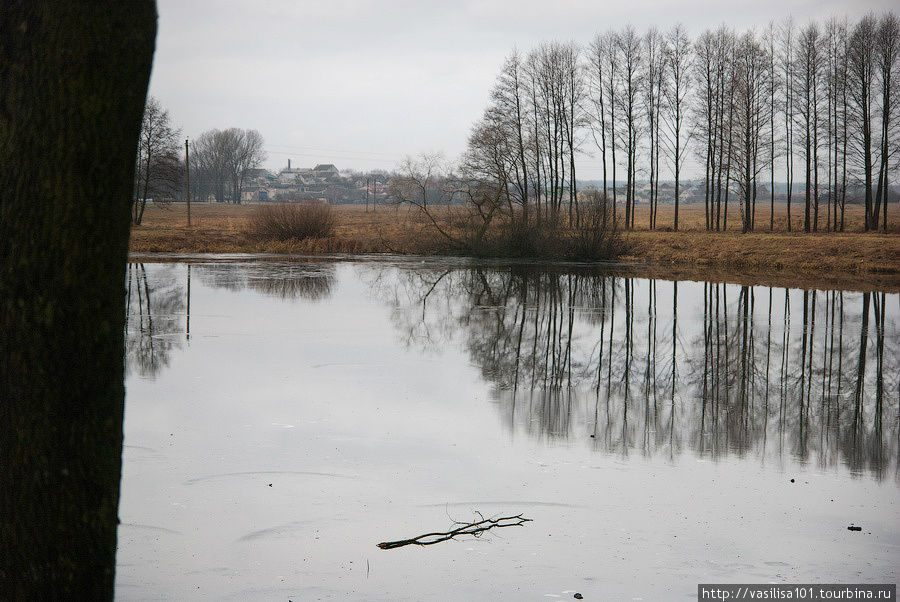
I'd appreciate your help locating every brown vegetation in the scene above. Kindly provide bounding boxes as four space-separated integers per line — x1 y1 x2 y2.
129 201 900 289
248 202 336 241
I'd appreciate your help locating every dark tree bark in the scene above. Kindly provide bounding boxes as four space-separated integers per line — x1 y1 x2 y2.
0 2 156 599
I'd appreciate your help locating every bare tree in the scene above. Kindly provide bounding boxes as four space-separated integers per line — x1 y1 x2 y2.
525 52 546 223
190 128 266 204
821 17 853 233
835 18 852 231
230 128 266 205
133 97 182 224
643 28 665 229
602 32 622 224
561 42 585 227
531 45 564 219
191 129 229 202
874 13 899 231
720 30 737 231
492 50 532 223
693 29 718 230
389 154 471 248
527 42 584 225
824 19 838 231
588 34 610 199
795 22 821 232
847 14 878 230
763 22 781 231
693 27 736 231
463 106 516 223
618 26 643 230
731 30 770 233
779 18 797 231
662 24 693 231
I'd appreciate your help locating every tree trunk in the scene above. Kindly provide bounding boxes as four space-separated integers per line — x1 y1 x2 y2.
805 87 812 233
674 137 680 232
785 42 793 233
812 70 819 233
610 84 617 226
137 151 152 225
862 81 873 230
0 2 156 598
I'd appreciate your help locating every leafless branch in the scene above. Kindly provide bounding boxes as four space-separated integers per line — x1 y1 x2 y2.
376 513 532 550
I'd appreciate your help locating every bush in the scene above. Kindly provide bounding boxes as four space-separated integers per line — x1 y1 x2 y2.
568 193 625 260
248 202 335 241
491 219 560 258
480 197 626 261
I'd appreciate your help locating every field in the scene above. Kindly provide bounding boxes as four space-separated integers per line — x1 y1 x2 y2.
129 201 900 291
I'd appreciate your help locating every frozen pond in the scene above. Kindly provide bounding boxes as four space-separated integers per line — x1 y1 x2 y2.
117 258 899 600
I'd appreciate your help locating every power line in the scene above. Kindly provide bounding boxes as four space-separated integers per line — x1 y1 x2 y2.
266 143 405 158
264 150 399 164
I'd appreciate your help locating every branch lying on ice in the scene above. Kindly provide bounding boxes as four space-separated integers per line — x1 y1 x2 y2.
377 512 532 550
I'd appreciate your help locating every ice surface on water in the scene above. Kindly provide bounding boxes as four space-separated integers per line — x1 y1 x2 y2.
117 259 900 601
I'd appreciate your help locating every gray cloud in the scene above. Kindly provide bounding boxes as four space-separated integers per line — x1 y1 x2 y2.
149 0 896 173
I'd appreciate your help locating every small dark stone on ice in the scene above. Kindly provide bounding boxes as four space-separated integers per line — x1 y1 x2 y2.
268 483 272 487
574 594 583 600
848 525 862 531
790 478 795 483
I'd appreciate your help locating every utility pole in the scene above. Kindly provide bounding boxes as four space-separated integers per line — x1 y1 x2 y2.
185 264 191 341
185 138 191 226
366 177 369 212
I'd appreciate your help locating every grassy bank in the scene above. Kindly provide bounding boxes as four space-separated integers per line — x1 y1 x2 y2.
129 202 900 290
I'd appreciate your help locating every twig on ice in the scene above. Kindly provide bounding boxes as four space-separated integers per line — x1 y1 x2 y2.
376 512 532 550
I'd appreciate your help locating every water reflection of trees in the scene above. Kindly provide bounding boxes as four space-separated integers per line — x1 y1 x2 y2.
383 266 898 480
125 263 185 377
125 262 336 378
196 263 334 301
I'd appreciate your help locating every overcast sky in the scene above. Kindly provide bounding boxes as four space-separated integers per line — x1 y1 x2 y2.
149 0 895 176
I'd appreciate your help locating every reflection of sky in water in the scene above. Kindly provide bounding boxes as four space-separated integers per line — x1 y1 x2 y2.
118 260 899 600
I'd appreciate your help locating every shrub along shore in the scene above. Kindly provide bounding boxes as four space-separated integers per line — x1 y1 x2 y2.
129 202 900 292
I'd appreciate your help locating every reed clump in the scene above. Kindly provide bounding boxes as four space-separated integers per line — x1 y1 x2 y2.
248 202 336 241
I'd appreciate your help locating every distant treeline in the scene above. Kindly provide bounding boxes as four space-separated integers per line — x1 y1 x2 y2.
462 13 898 233
131 96 266 225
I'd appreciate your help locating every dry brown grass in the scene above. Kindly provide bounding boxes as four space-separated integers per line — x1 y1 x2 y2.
626 200 899 233
129 202 364 253
130 201 900 290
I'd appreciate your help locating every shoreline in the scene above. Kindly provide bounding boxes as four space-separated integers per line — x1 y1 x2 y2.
128 251 900 294
129 203 900 293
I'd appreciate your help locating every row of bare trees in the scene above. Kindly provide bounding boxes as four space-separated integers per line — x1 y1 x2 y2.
466 13 898 233
132 97 266 224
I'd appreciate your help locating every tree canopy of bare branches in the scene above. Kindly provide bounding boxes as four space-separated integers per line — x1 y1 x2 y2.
453 11 899 234
190 127 266 204
133 97 182 224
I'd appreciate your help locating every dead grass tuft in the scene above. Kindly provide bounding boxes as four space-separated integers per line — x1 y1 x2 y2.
248 202 335 241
